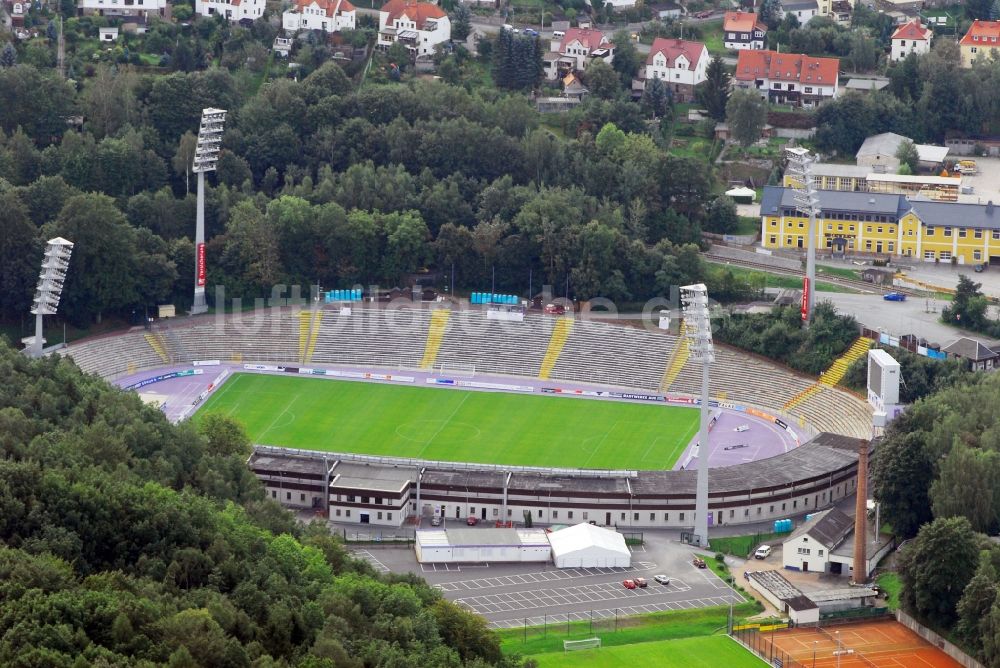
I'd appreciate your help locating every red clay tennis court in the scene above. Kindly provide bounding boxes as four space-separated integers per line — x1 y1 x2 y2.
736 619 962 668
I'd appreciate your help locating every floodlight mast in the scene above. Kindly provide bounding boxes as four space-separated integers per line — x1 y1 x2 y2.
682 283 714 547
190 108 226 315
26 237 74 358
785 146 819 329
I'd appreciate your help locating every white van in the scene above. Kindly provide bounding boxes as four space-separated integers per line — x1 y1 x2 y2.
754 545 772 560
553 30 565 38
503 24 514 31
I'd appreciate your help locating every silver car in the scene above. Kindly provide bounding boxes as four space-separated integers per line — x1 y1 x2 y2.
654 574 670 585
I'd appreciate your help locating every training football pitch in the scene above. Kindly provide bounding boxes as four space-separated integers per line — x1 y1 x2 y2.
531 636 765 667
197 373 700 469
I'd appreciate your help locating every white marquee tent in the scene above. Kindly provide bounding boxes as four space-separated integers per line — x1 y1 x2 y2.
548 523 631 568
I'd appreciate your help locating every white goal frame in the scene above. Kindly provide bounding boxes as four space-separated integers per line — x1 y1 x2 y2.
436 363 476 377
563 637 601 652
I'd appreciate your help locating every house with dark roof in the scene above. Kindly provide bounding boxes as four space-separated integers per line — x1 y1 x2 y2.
734 50 839 108
781 507 893 579
723 11 767 50
746 570 820 624
942 337 1000 370
640 38 708 103
779 0 819 23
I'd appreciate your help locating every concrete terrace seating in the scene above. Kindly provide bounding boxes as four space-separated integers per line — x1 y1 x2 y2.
548 320 678 390
60 330 166 378
309 308 428 369
63 307 874 438
434 311 554 377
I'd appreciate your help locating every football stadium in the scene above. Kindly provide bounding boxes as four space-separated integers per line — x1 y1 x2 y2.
63 304 873 530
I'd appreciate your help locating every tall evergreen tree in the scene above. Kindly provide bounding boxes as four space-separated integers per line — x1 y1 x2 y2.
699 55 730 121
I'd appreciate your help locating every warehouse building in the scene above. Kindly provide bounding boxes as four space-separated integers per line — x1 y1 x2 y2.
414 528 551 564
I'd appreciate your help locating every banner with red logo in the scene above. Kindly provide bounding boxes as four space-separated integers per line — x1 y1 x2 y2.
196 243 206 287
801 277 809 321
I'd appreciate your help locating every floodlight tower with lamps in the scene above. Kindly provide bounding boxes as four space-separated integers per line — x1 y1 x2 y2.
190 107 227 315
26 237 74 358
785 146 820 329
682 283 715 547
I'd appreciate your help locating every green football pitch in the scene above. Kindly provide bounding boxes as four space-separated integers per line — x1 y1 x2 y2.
197 373 700 469
531 636 765 667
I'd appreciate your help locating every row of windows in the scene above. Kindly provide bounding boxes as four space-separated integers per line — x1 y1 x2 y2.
771 217 1000 240
795 547 825 556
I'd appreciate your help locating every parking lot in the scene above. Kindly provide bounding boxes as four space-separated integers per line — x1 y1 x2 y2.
352 532 745 629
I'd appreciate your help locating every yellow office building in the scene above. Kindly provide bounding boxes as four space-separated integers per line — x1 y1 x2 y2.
759 186 1000 265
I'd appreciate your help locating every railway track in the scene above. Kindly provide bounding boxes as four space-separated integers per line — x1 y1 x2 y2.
702 253 924 296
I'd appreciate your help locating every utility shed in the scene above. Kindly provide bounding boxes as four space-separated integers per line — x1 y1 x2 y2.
548 522 631 568
414 528 551 564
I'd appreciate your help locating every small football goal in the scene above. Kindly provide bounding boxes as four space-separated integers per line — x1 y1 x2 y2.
563 637 601 652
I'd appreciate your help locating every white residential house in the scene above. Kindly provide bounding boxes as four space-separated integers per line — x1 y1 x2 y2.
643 38 708 103
377 0 450 58
559 28 613 69
723 11 767 50
779 0 819 24
283 0 356 33
890 19 932 62
195 0 265 23
76 0 167 18
99 26 119 40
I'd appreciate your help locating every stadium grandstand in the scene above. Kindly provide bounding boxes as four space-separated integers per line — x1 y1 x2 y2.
62 305 873 530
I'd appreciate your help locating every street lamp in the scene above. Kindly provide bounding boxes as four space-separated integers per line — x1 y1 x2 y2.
785 146 819 329
190 107 227 315
813 640 818 668
681 283 714 547
836 630 842 668
25 237 74 358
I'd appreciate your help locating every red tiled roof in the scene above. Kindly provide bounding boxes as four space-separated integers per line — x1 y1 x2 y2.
646 38 707 69
891 19 930 41
294 0 356 15
961 20 1000 46
559 28 611 54
734 49 839 85
381 0 445 27
724 11 766 33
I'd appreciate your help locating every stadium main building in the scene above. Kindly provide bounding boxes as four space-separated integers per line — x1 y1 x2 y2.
65 306 872 530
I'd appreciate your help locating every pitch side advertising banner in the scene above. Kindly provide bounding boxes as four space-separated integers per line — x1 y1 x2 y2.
123 369 202 390
196 243 206 287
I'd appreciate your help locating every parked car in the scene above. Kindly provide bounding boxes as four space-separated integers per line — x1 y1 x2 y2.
430 515 442 526
975 263 987 273
466 516 479 526
634 577 648 588
653 574 671 585
524 28 538 36
544 303 565 315
692 557 707 569
883 292 907 302
623 579 637 589
754 545 772 560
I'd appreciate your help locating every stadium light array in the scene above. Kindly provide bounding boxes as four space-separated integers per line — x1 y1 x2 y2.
681 283 714 547
26 237 74 358
785 146 819 328
191 107 227 315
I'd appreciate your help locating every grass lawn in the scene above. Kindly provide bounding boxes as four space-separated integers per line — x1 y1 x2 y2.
197 373 700 469
500 603 760 656
734 216 759 236
876 572 902 611
815 265 862 281
708 533 783 559
700 20 726 55
529 635 765 667
707 265 857 294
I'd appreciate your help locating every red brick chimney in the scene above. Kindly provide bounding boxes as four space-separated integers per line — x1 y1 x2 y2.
853 439 869 584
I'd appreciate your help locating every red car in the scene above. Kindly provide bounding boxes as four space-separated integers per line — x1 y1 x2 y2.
544 303 565 315
634 577 648 588
466 516 479 526
623 579 637 589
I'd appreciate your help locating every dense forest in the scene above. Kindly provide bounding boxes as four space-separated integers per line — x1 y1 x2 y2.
0 59 716 328
0 341 517 666
873 370 1000 667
